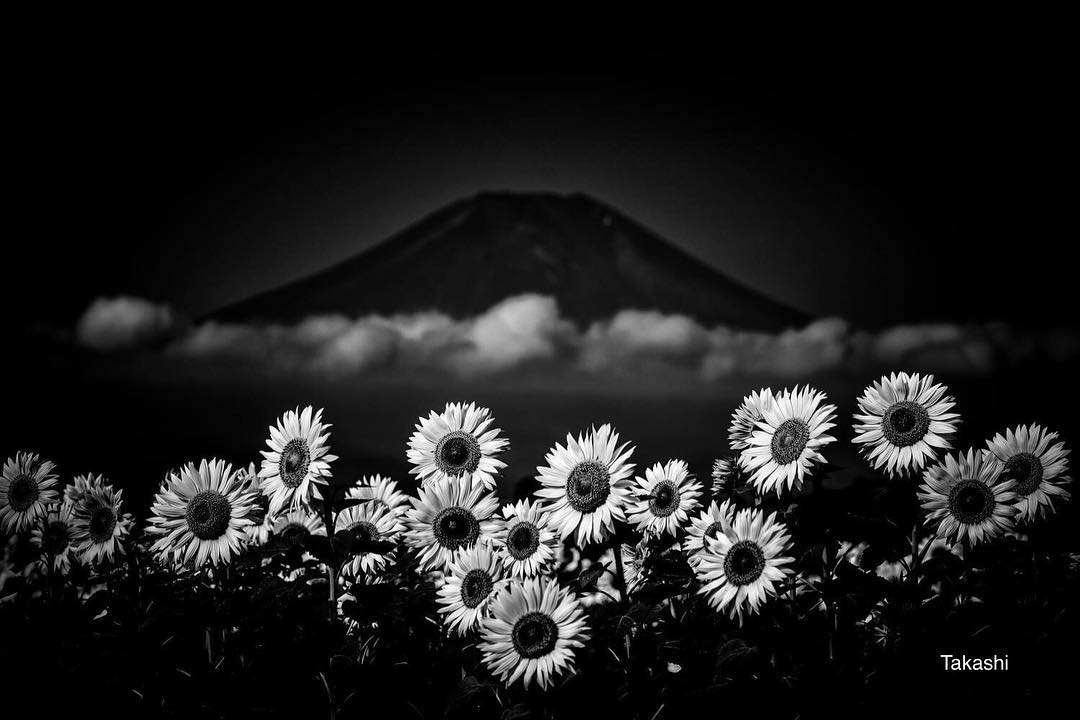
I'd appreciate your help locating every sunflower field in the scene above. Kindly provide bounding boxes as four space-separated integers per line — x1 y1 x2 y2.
1 373 1077 719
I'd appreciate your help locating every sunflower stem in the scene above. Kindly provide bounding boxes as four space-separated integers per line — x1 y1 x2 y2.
124 533 144 616
909 524 919 577
830 603 838 661
823 542 837 662
323 497 339 628
327 562 338 625
908 519 931 587
611 537 628 610
44 551 55 606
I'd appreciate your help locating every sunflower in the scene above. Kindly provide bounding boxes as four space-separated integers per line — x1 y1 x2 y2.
478 577 590 690
31 502 78 574
622 540 648 593
695 507 794 623
1 452 60 535
489 499 559 579
853 372 959 478
436 544 509 636
346 475 410 518
258 406 338 514
246 500 276 545
273 508 326 544
683 500 735 568
70 484 128 564
336 572 388 636
405 476 499 572
534 424 636 546
407 402 509 491
336 502 405 578
985 423 1071 523
63 472 108 505
918 449 1017 546
627 459 702 538
241 465 277 547
147 459 259 568
739 386 837 495
273 509 326 581
710 454 756 506
729 388 776 450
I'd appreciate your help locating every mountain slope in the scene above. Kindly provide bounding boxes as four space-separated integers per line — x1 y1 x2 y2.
214 191 806 330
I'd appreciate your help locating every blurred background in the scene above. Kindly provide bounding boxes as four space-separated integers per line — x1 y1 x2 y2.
5 22 1077 510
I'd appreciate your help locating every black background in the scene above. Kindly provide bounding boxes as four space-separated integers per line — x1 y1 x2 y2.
6 19 1074 330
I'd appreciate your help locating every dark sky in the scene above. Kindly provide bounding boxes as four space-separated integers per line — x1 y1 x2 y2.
8 24 1073 331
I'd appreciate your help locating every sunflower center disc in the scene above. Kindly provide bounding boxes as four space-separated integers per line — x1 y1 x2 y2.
649 480 680 517
566 460 611 513
185 490 232 540
882 401 930 447
724 539 766 585
434 431 482 476
350 520 379 546
1004 452 1044 496
279 439 312 489
7 474 40 512
43 520 71 555
507 522 540 559
701 520 723 550
280 522 309 546
770 419 810 465
88 505 118 543
948 479 994 524
460 569 494 608
433 506 480 549
512 611 559 659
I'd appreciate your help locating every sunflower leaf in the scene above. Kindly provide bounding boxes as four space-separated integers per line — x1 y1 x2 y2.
571 562 609 592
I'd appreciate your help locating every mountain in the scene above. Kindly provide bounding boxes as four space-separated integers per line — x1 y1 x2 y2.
214 191 806 329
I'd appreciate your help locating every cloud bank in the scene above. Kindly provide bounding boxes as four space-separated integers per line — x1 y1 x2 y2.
75 296 180 351
74 294 1080 383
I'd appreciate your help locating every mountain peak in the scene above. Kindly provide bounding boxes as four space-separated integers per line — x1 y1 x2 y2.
214 191 805 330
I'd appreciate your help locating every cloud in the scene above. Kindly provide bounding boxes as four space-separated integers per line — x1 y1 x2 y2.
455 294 575 373
580 310 710 373
75 296 181 351
697 318 851 380
74 294 1080 383
851 323 998 374
146 294 574 380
